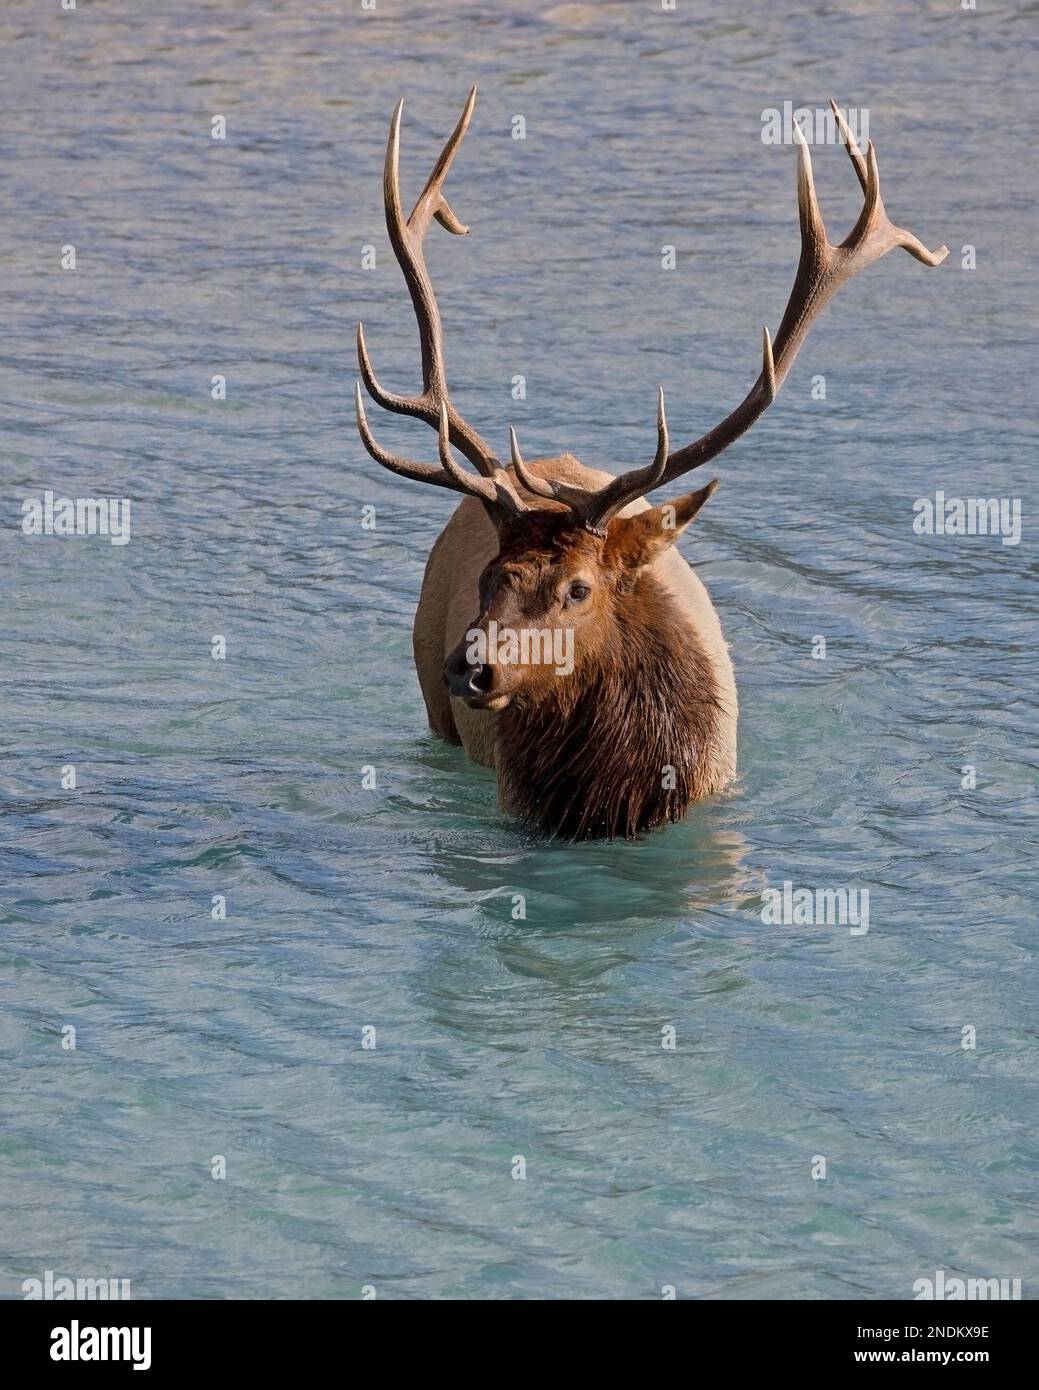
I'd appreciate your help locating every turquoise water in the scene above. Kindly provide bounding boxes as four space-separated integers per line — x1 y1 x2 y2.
2 0 1036 1299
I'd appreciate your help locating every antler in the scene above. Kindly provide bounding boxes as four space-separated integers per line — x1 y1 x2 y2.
358 96 946 535
356 386 527 516
545 100 948 535
508 386 671 516
357 85 521 509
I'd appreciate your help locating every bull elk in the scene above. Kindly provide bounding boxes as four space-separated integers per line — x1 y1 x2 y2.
355 88 947 840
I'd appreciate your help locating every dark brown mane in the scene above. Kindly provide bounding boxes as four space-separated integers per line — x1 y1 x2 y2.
495 573 722 839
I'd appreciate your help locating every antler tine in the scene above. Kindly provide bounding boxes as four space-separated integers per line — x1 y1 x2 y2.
507 390 671 531
508 427 556 500
829 97 869 193
356 383 455 489
439 405 527 517
839 128 949 268
828 94 948 272
508 427 595 510
581 387 671 534
761 324 777 400
357 321 412 413
408 85 477 237
356 88 498 477
357 384 527 517
792 118 828 263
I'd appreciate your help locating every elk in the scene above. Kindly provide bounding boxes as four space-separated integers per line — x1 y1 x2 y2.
355 88 946 840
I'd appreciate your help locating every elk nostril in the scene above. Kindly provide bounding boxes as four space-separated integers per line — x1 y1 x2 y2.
469 663 493 693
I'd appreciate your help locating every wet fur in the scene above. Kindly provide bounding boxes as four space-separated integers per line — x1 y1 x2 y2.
496 570 722 838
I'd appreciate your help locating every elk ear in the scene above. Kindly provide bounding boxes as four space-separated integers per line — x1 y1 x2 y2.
604 479 720 577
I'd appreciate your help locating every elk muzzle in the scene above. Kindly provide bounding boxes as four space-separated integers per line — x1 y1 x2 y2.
443 636 512 710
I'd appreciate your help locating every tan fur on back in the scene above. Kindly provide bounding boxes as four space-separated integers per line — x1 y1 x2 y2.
413 454 738 794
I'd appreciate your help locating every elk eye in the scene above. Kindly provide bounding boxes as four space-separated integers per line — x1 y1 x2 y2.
567 581 591 602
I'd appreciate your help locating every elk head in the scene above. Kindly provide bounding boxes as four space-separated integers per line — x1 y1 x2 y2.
439 465 722 712
356 87 947 716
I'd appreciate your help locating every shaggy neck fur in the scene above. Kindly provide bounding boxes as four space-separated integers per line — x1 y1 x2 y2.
495 572 722 839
